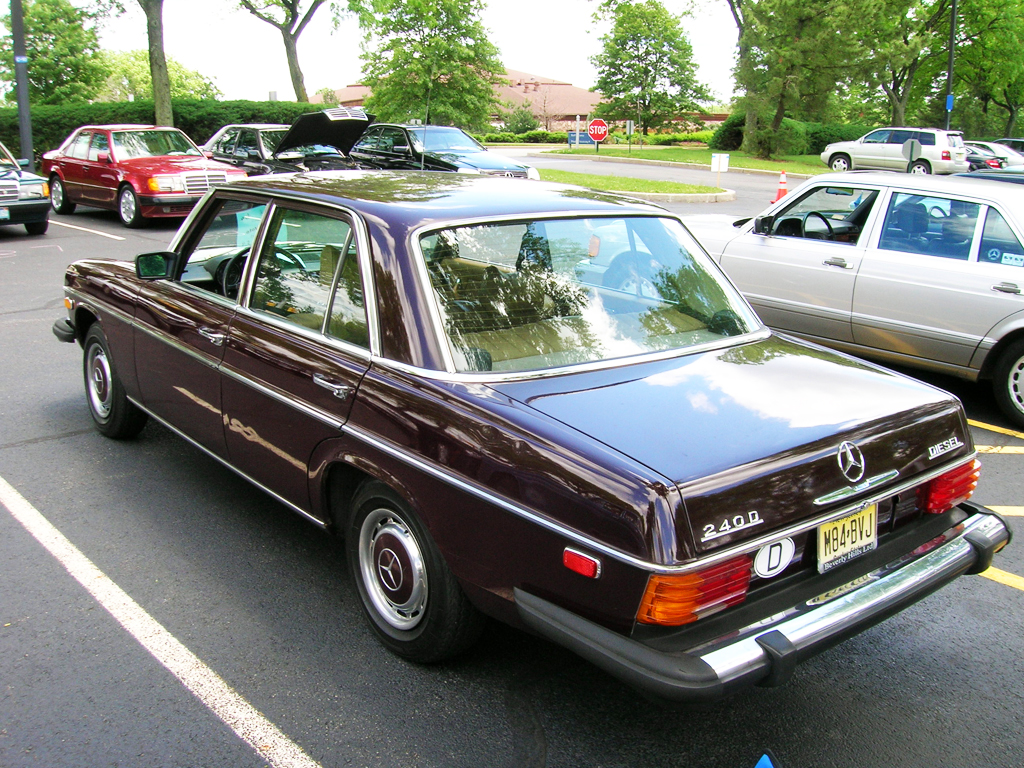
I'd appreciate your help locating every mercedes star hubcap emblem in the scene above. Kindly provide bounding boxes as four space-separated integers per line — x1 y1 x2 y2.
377 548 403 592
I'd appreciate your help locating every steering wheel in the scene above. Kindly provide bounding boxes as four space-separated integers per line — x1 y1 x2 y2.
272 246 307 275
602 252 662 298
802 211 835 240
929 206 949 218
219 249 249 298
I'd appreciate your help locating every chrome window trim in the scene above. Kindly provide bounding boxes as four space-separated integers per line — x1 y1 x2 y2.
406 210 767 378
128 397 328 529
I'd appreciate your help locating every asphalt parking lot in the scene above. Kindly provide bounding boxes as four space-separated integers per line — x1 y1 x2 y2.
1 172 1022 767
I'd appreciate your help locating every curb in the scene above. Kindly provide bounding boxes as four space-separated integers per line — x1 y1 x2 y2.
614 188 737 203
527 151 816 180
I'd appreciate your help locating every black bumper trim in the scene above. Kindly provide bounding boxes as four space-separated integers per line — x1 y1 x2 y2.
514 506 1010 703
52 317 75 343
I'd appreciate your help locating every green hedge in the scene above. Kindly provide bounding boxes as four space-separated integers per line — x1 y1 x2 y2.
475 129 569 144
709 113 879 155
0 99 325 158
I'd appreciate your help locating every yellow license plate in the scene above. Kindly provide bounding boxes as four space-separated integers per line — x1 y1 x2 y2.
817 505 877 573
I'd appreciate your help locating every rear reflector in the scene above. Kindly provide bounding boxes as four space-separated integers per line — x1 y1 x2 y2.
636 555 752 626
917 459 980 514
563 548 601 579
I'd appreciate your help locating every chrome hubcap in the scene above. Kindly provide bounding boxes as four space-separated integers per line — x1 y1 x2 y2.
52 181 63 209
86 344 112 420
1007 354 1024 414
359 507 427 630
120 190 136 222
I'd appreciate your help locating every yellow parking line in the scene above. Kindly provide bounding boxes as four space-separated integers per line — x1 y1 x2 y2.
988 506 1024 516
976 445 1024 454
969 419 1024 441
982 567 1024 592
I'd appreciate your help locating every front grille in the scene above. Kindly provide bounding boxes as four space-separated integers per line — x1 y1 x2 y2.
183 172 229 195
484 169 528 179
0 182 18 203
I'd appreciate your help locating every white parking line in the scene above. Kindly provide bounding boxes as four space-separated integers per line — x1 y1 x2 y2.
0 474 320 768
49 219 126 241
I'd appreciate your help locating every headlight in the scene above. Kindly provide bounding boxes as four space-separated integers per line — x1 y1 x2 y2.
19 183 47 199
147 175 185 193
526 166 540 180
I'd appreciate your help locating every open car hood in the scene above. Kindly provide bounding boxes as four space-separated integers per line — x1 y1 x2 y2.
274 107 375 157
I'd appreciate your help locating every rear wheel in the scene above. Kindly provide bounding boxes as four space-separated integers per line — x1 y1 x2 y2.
909 160 931 174
50 176 75 214
83 324 148 438
346 481 484 662
993 339 1024 428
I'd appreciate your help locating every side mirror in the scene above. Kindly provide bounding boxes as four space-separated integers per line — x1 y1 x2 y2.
136 251 178 280
96 152 110 163
247 150 261 161
753 215 774 235
203 150 214 159
393 144 411 154
17 158 29 169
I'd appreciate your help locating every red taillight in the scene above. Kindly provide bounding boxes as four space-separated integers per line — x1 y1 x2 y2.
917 459 980 514
987 159 1001 168
942 150 952 160
636 555 752 626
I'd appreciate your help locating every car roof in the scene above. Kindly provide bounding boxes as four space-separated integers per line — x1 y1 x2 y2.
801 170 1024 203
76 125 181 131
216 124 289 131
225 170 666 231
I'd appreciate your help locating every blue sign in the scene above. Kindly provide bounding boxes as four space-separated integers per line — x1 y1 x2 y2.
946 94 954 112
567 131 597 146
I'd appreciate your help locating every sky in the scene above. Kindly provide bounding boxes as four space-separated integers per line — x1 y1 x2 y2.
90 0 740 105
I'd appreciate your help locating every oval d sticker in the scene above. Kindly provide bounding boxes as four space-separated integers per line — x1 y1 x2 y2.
754 538 795 579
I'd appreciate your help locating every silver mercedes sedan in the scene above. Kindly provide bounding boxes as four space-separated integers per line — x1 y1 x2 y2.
685 171 1024 426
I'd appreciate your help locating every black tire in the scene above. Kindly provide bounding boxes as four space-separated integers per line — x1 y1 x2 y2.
25 220 48 235
993 339 1024 428
346 481 484 662
49 176 76 214
118 185 144 228
83 324 148 439
908 159 931 174
829 154 851 172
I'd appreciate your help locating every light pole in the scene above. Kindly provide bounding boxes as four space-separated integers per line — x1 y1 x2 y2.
944 0 958 130
10 0 34 169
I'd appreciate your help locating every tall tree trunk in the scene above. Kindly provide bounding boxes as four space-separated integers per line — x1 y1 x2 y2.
139 0 172 125
281 30 307 102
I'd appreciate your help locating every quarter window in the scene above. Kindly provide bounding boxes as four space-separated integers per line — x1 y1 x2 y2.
878 193 979 260
214 129 239 154
979 208 1024 267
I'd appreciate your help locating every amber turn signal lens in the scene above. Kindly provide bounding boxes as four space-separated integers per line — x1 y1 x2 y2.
636 555 752 626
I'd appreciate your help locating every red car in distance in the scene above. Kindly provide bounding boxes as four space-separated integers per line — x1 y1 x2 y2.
41 125 247 227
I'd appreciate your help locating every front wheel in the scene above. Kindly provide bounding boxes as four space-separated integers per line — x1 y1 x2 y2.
829 154 851 172
993 339 1024 428
346 481 484 662
118 186 144 228
83 324 148 438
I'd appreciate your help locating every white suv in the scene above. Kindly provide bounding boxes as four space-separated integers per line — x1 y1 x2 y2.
821 128 969 174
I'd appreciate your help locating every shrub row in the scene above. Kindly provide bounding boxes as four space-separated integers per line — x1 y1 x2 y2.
709 113 879 155
475 130 570 144
0 100 330 157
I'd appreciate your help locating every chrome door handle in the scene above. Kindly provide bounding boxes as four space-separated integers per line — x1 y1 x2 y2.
313 374 353 399
823 257 851 269
992 282 1021 295
197 327 226 345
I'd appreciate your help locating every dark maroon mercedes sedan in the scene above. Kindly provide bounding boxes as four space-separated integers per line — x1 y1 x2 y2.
53 171 1011 701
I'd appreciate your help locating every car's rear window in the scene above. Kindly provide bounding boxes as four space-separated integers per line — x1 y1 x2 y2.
420 216 759 373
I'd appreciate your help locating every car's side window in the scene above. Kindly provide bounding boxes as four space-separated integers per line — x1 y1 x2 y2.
769 185 878 244
249 208 366 343
878 193 980 260
916 131 937 146
180 199 269 297
379 127 407 153
69 132 92 160
353 127 381 152
863 130 891 144
88 133 109 161
214 129 239 155
889 129 913 145
979 208 1024 267
235 131 258 158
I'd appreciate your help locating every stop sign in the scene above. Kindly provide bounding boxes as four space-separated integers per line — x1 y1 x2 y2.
587 119 609 142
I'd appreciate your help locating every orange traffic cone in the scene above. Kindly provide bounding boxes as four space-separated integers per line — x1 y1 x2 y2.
771 171 788 202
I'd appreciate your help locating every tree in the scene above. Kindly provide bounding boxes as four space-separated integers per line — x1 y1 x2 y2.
954 0 1024 135
0 0 108 105
238 0 332 102
355 0 504 130
133 0 174 125
591 0 709 135
95 50 221 101
503 102 539 134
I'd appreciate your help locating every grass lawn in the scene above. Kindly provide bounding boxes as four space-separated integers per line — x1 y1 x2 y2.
555 146 827 176
537 168 722 194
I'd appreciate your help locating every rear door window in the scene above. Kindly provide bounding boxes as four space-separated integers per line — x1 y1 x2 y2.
878 193 980 260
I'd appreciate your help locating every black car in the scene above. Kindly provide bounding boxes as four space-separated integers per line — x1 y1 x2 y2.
350 124 540 178
203 108 373 176
964 143 1006 171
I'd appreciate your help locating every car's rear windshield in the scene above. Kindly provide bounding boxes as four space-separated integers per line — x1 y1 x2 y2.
112 130 201 159
420 216 759 373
